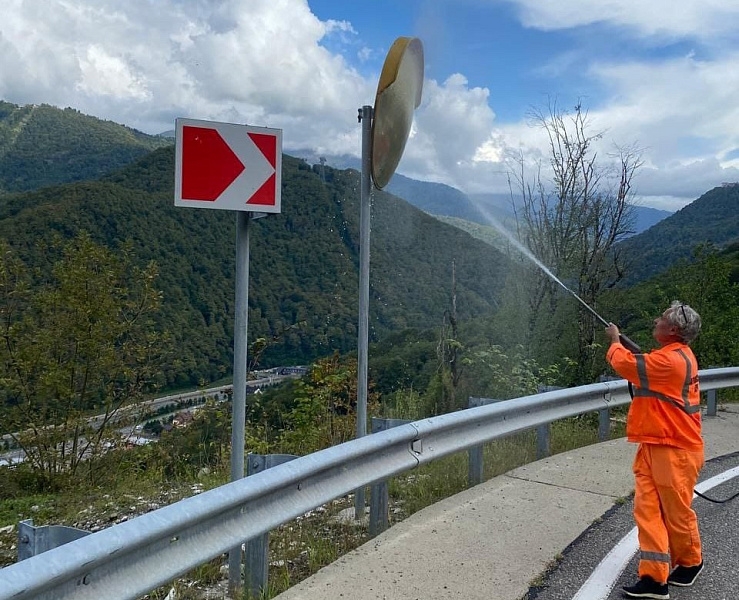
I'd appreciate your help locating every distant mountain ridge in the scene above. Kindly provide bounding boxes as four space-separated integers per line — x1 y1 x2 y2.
632 205 674 235
293 149 672 237
617 184 739 284
384 174 489 224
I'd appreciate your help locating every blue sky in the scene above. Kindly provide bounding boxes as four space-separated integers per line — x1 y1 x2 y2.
3 0 739 210
309 0 596 122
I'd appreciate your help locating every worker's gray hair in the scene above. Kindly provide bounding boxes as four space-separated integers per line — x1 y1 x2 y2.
665 301 701 343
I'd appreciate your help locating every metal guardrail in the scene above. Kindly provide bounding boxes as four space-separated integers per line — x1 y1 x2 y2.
2 367 738 600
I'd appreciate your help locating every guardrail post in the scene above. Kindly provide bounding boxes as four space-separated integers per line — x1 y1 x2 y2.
17 519 90 561
598 408 610 442
535 386 565 459
244 453 297 598
706 389 718 416
468 443 483 486
597 376 620 441
536 424 550 459
467 397 501 486
369 418 411 537
369 479 388 538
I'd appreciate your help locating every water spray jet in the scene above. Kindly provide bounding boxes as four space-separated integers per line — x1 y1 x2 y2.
544 273 642 354
470 201 642 353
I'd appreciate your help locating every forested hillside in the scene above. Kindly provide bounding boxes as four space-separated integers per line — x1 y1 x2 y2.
3 99 737 395
0 147 510 388
0 100 170 193
617 185 739 284
384 174 489 224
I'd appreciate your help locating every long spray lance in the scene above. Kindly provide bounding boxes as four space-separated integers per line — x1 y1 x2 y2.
469 205 642 353
551 279 642 354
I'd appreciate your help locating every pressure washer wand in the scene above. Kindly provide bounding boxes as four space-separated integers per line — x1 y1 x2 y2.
555 281 642 354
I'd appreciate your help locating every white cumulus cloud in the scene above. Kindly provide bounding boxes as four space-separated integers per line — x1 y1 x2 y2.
2 0 739 209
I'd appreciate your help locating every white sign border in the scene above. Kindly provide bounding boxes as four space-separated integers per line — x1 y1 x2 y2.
174 117 282 214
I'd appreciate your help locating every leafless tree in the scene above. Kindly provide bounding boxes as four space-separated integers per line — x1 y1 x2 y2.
508 102 643 381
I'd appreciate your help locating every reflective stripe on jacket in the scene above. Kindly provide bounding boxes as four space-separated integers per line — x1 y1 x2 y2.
607 341 702 451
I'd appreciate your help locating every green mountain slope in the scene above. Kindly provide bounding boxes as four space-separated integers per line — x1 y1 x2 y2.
617 185 739 284
384 173 488 223
0 148 509 388
0 100 171 194
318 159 671 237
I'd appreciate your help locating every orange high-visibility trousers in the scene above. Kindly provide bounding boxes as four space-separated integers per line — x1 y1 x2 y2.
633 443 704 583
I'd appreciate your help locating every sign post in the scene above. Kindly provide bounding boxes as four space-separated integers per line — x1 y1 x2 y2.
355 37 424 519
174 118 281 595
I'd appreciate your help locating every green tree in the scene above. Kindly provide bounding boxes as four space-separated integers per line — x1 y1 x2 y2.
644 246 739 367
674 247 739 367
147 398 231 480
596 244 739 376
461 344 568 400
0 233 166 481
276 353 379 455
428 260 465 415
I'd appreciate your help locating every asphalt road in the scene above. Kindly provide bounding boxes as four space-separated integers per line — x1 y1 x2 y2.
529 451 739 600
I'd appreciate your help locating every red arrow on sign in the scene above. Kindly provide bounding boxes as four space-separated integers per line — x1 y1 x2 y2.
182 127 246 201
246 132 276 206
174 118 282 213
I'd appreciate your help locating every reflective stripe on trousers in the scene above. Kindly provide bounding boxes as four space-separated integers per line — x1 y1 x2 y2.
633 443 704 583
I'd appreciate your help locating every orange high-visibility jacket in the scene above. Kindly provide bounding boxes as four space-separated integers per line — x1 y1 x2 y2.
607 341 702 451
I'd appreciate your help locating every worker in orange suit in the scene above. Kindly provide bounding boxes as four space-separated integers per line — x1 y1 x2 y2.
605 301 703 600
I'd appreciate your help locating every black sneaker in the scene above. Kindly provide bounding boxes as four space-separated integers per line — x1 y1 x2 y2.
668 561 703 587
622 575 669 599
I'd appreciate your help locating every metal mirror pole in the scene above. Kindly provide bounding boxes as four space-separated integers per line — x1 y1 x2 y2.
355 104 373 519
229 210 251 593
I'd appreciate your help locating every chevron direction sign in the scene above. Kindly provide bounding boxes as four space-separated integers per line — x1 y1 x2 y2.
174 118 282 213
